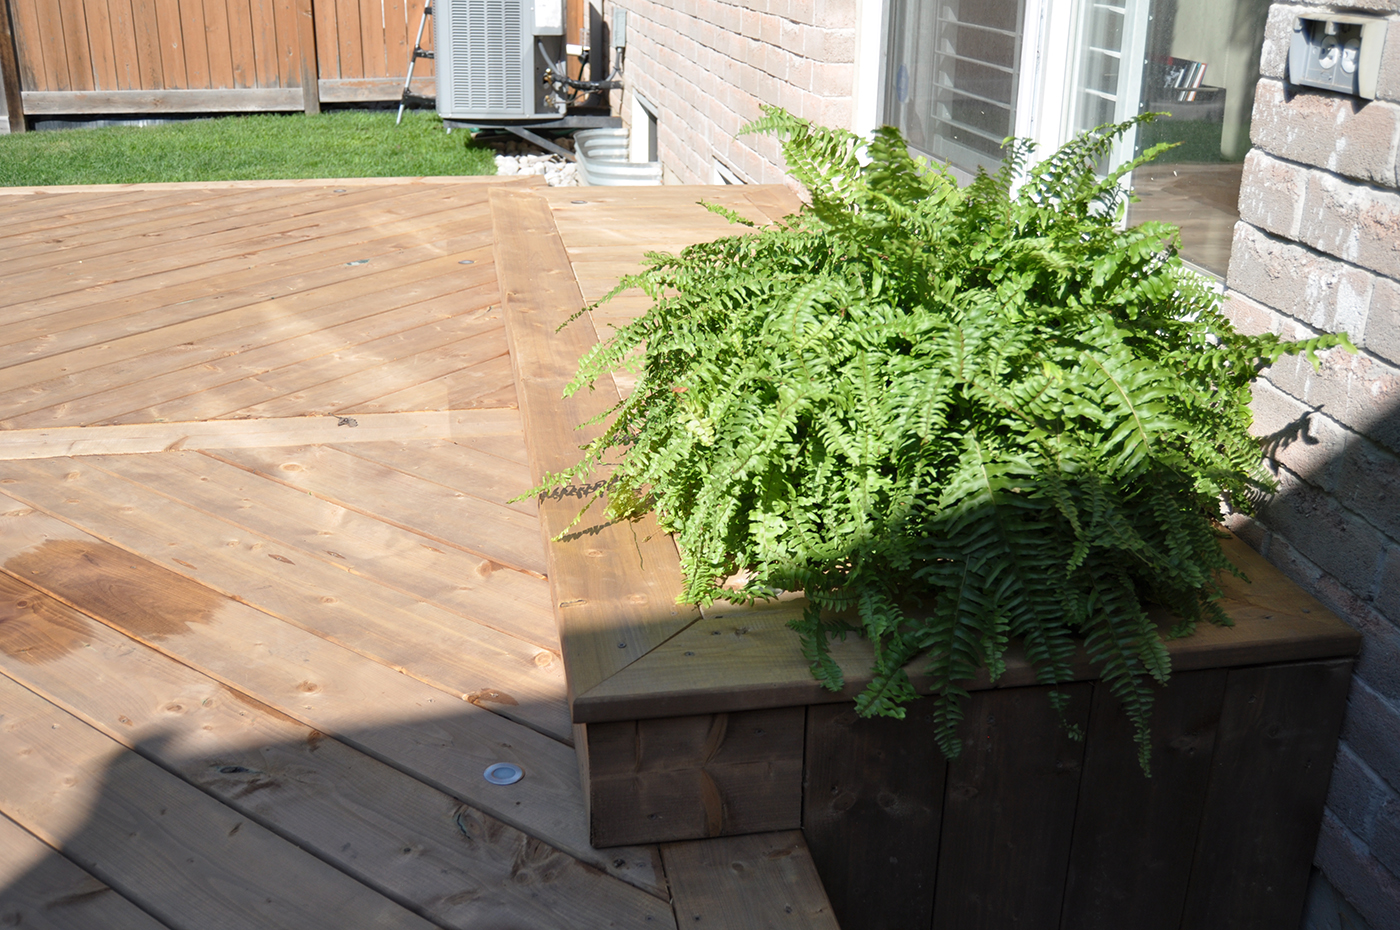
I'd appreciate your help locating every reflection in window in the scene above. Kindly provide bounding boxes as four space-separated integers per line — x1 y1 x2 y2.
1068 0 1271 275
883 0 1027 177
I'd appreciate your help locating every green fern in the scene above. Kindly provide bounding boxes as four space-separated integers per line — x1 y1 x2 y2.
536 109 1352 773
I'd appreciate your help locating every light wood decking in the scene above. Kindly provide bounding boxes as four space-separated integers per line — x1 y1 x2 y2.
0 177 832 929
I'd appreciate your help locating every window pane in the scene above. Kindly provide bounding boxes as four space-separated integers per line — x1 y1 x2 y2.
1067 0 1270 275
883 0 1026 176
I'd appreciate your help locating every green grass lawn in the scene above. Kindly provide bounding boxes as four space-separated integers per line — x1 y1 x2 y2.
0 109 496 187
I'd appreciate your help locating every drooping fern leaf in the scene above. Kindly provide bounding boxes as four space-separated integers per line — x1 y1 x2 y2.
530 108 1354 773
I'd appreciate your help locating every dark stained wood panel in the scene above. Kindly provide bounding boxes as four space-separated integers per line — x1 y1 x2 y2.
931 684 1092 930
1060 670 1228 930
803 703 945 930
585 706 805 846
1178 659 1355 930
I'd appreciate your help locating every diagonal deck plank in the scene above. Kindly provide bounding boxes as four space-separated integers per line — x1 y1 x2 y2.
0 178 841 929
0 454 569 738
208 444 548 576
1 260 502 429
336 437 538 515
93 446 554 644
0 230 496 409
0 409 521 458
0 812 170 930
0 502 661 887
106 301 505 424
0 676 437 930
0 185 437 271
0 204 498 356
0 574 675 926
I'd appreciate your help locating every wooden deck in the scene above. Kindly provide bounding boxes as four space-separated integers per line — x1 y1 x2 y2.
0 176 834 928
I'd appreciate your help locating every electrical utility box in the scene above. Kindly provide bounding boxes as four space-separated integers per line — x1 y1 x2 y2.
1288 14 1389 100
435 0 567 120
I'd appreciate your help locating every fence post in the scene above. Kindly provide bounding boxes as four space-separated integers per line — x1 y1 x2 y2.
296 0 320 115
0 0 25 132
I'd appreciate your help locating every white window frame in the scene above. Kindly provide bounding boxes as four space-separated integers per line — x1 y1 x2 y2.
855 0 1152 176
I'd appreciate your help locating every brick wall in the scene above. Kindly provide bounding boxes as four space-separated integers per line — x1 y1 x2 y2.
607 0 857 185
1225 4 1400 927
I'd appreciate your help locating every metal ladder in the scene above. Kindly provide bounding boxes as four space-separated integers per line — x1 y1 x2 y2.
395 3 435 125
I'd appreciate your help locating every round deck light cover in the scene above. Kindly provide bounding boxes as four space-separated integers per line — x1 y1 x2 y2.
483 762 524 785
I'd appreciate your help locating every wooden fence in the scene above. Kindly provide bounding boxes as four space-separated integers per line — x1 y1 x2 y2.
0 0 438 130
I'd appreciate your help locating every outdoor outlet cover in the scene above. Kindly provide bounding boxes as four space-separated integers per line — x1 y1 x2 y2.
1289 15 1388 99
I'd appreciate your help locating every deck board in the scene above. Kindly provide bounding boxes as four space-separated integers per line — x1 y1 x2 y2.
0 454 568 738
0 674 436 930
0 178 838 929
0 812 170 930
0 575 674 928
1 265 501 429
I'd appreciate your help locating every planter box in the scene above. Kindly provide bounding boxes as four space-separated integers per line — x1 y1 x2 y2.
493 186 1362 930
567 537 1358 929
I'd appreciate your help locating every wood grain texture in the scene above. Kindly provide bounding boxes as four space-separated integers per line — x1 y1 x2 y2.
0 502 657 884
0 674 436 930
0 410 520 458
0 812 169 930
572 536 1362 723
585 707 805 846
661 831 840 930
55 0 93 91
1059 671 1228 930
490 185 700 706
19 86 303 112
0 453 569 738
119 445 556 648
931 684 1092 930
2 266 500 430
0 0 26 130
0 573 676 925
294 0 318 112
208 443 547 575
1178 659 1355 930
803 703 944 930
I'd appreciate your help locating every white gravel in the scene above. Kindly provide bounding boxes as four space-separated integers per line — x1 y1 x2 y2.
494 152 580 186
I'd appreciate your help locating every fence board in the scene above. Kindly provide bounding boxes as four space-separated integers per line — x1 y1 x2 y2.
295 0 317 110
272 0 297 85
384 0 407 77
225 0 254 86
359 0 384 77
179 0 210 88
152 0 185 86
25 0 67 91
80 0 117 89
248 0 278 86
22 86 303 111
7 0 436 106
202 0 236 87
127 0 161 87
331 0 361 80
58 0 92 90
106 0 140 88
311 0 336 75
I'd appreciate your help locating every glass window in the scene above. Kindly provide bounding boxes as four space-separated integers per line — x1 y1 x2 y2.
882 0 1028 178
879 0 1271 277
1066 0 1271 275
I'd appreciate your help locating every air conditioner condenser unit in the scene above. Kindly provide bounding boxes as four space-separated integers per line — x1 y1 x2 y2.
434 0 567 120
